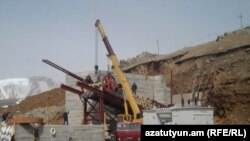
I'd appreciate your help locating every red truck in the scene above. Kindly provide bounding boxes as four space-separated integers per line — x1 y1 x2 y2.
116 122 141 141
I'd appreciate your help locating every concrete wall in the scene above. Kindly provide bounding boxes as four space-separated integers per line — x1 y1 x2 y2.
171 92 205 107
14 124 34 141
142 109 161 125
171 107 214 124
112 73 170 105
143 107 214 125
65 71 105 125
14 124 104 141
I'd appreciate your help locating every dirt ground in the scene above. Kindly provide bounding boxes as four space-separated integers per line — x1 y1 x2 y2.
0 88 65 124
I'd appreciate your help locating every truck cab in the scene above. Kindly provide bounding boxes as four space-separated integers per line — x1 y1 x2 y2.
116 122 141 141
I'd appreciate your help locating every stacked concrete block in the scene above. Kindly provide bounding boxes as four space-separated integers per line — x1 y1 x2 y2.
14 124 34 141
65 73 84 126
14 124 104 141
39 125 104 141
65 71 107 125
113 73 171 105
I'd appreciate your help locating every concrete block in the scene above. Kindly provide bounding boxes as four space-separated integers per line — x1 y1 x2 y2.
38 125 104 141
14 124 105 141
14 124 36 141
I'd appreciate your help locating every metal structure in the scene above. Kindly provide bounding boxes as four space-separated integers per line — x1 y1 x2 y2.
42 20 169 132
42 59 167 125
43 59 106 124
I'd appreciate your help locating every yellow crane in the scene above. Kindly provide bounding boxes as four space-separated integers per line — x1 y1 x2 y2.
95 20 142 123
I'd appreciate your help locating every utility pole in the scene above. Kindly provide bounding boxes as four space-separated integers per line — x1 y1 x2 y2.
157 39 159 55
239 13 243 28
170 69 173 105
152 81 155 102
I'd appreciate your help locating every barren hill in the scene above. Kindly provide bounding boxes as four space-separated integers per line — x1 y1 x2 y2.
122 26 250 124
0 88 65 124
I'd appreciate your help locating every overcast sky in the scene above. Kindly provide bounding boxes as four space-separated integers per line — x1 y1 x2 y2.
0 0 249 82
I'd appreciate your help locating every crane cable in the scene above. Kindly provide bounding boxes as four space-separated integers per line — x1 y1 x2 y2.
94 27 99 75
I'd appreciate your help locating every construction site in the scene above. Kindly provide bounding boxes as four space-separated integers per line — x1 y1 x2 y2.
0 18 250 140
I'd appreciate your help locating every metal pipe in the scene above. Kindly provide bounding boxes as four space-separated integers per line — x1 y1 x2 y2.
60 84 83 95
42 59 84 81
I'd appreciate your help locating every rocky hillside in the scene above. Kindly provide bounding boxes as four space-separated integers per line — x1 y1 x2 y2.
122 26 250 124
0 88 65 124
120 52 157 68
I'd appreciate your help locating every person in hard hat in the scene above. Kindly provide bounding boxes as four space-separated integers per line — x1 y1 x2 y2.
63 110 69 125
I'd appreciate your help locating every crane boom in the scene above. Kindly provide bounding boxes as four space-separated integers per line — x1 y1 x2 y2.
95 20 142 122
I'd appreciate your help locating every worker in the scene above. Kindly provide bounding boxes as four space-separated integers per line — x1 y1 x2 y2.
95 74 100 83
85 75 93 84
63 110 69 125
117 83 123 95
2 112 8 122
131 82 137 95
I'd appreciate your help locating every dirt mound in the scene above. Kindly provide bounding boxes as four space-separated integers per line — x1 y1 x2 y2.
0 88 65 124
123 26 250 124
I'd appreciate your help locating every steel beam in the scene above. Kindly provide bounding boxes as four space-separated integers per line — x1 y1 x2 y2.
42 59 84 81
60 84 83 95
